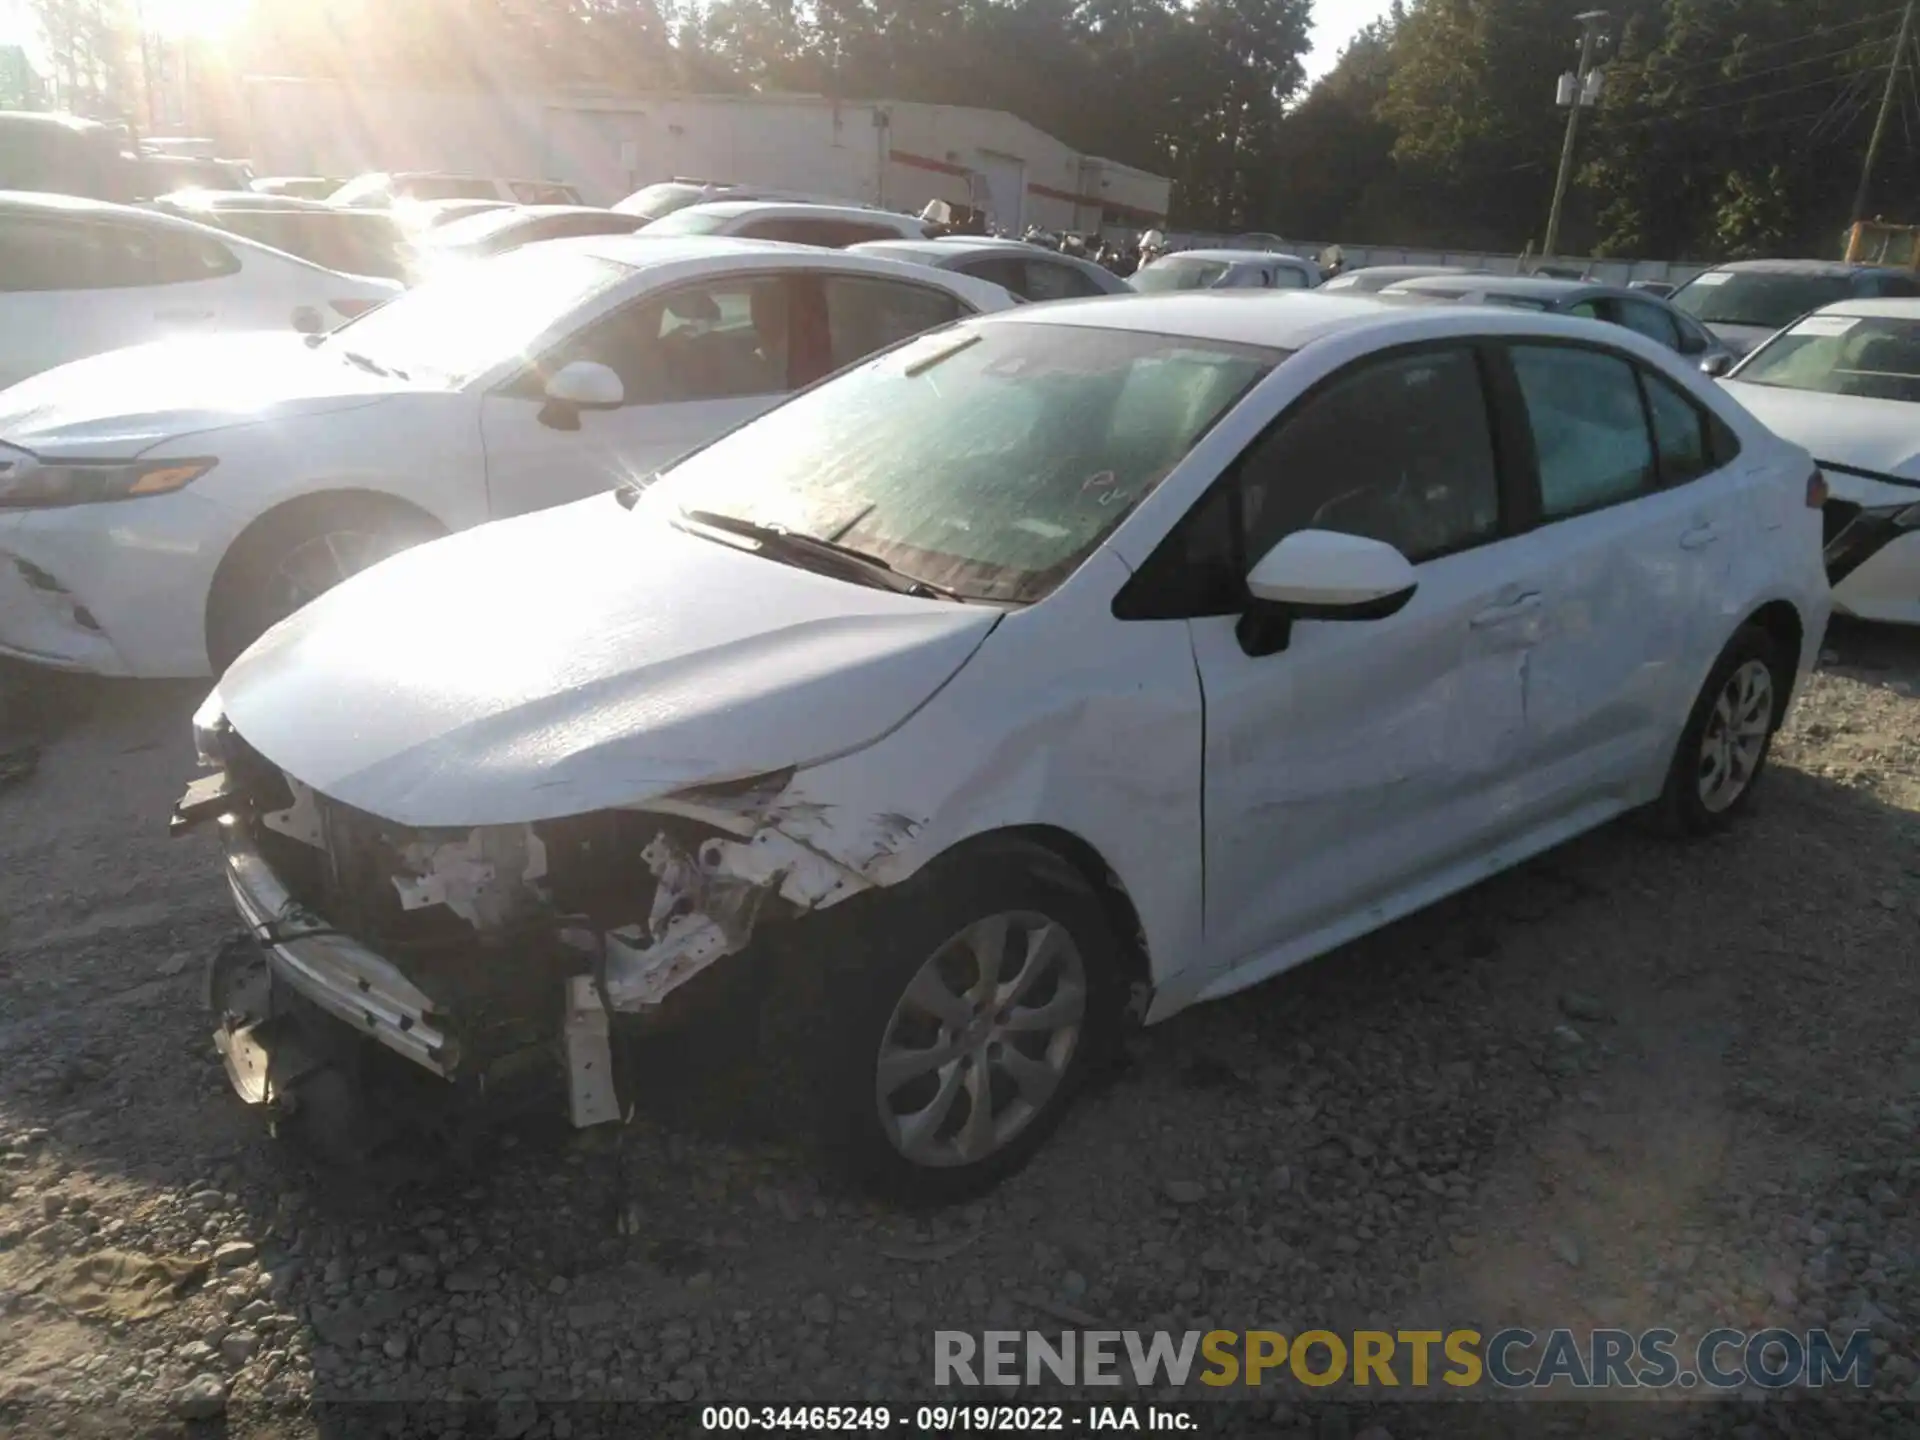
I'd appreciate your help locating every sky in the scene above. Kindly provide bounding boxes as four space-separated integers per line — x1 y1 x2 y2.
1303 0 1395 84
0 0 1395 86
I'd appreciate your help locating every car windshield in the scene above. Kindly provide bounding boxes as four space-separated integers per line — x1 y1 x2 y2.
616 182 716 220
1131 258 1231 292
639 207 735 237
1672 271 1855 329
640 322 1277 603
323 248 627 385
1732 313 1920 402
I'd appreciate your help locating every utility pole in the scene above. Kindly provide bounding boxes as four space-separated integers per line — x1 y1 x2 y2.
1854 0 1918 224
1543 10 1609 261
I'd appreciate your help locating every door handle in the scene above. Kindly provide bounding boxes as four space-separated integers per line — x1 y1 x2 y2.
1679 523 1720 550
1470 592 1542 628
155 309 214 322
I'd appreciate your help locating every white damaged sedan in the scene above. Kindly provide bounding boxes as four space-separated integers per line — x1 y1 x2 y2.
1719 300 1920 626
177 292 1830 1201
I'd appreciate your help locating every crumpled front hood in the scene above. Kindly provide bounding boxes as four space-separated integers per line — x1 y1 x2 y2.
0 333 422 458
217 496 1001 828
1721 382 1920 492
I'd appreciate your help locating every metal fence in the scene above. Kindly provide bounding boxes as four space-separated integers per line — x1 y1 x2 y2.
1160 233 1715 288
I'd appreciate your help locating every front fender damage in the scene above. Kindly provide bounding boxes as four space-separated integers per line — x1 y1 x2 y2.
198 754 922 1137
599 823 878 1010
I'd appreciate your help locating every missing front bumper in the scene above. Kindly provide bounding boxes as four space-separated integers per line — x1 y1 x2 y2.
222 822 456 1077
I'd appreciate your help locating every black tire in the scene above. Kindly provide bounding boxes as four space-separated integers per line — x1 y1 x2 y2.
206 497 443 675
1649 623 1786 836
781 841 1126 1207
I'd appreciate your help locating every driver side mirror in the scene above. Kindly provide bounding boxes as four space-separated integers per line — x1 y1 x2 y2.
539 361 625 431
1237 530 1419 658
1699 352 1732 379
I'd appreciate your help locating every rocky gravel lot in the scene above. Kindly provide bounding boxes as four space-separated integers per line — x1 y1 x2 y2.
0 623 1916 1440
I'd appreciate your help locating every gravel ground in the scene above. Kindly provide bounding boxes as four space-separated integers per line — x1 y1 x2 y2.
0 625 1916 1439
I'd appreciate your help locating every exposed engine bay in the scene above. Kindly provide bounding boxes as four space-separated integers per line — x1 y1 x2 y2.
173 719 894 1147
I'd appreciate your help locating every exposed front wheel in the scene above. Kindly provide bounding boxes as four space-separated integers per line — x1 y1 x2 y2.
809 845 1125 1205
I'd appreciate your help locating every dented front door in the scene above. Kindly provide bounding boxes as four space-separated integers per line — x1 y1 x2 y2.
1193 542 1539 978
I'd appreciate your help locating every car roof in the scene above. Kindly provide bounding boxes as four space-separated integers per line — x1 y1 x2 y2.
1703 258 1894 278
0 188 354 270
507 204 622 220
1347 264 1482 278
848 240 970 265
527 234 1018 311
977 290 1421 348
977 290 1732 360
2 188 231 229
556 233 970 276
159 190 335 211
1153 249 1312 265
1391 274 1613 299
1812 297 1920 319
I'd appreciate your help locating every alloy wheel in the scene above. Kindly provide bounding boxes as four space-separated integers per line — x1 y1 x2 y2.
874 911 1087 1169
1697 658 1774 813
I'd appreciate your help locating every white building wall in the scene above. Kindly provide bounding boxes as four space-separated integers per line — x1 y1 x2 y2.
237 79 1174 228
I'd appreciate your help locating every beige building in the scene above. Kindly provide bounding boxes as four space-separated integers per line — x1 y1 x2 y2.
241 78 1172 237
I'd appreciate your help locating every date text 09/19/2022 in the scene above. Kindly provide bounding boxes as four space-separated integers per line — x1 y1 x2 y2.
700 1406 1197 1432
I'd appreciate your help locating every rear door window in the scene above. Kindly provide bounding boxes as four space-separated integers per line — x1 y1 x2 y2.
0 213 95 290
150 227 240 283
1024 259 1106 300
1610 297 1682 350
821 275 966 371
1509 344 1657 518
959 257 1030 296
1639 370 1715 486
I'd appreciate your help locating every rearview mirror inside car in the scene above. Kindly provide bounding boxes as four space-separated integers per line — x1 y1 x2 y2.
1238 529 1418 657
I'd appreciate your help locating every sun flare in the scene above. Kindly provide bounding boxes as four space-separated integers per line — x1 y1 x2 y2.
142 0 251 41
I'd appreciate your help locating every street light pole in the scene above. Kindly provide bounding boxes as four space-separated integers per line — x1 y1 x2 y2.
1543 9 1609 261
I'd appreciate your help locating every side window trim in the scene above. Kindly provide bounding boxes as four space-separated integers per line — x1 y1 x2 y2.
1113 338 1511 622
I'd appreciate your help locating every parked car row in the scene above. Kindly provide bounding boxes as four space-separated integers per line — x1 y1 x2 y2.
3 164 1907 1200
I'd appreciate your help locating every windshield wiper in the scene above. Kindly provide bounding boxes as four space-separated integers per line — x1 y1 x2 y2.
676 509 964 600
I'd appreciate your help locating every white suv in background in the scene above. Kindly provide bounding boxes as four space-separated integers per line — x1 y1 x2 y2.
0 191 401 389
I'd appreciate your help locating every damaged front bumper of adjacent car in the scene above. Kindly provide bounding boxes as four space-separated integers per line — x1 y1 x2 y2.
171 699 883 1139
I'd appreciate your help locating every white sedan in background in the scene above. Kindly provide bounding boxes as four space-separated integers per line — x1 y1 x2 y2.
178 292 1828 1201
1132 249 1322 292
0 238 1015 678
1720 300 1920 625
0 191 400 389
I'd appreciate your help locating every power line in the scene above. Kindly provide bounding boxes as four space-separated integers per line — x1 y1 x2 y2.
1646 5 1908 79
1681 34 1899 94
1607 62 1888 129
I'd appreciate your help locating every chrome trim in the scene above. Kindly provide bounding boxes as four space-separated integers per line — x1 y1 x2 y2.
222 820 455 1077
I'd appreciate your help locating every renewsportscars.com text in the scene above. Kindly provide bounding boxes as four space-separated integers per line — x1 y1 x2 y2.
933 1328 1874 1391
